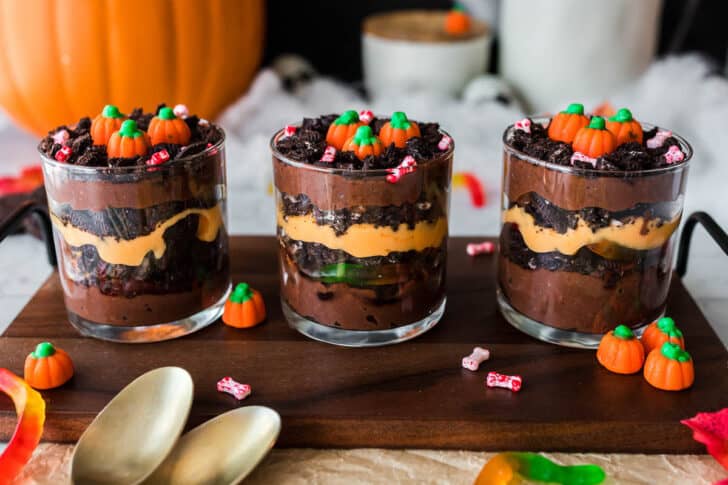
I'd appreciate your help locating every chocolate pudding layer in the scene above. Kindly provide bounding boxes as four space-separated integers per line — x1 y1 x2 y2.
273 112 452 332
498 116 690 337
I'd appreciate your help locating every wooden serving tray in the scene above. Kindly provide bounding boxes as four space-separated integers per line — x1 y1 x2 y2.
1 236 726 452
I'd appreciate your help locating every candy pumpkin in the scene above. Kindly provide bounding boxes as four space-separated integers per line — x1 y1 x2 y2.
643 342 694 391
606 108 643 146
444 4 471 35
24 342 74 390
547 103 589 143
596 325 645 374
107 120 151 158
147 107 192 145
326 110 364 150
223 282 266 329
379 111 421 148
572 116 617 158
342 125 384 160
90 104 126 145
641 317 685 354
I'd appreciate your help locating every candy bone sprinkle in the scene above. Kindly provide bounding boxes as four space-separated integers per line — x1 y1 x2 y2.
52 129 70 145
217 377 251 401
486 371 522 392
466 241 495 256
646 129 672 149
462 347 491 371
358 110 374 124
320 145 337 162
54 146 72 162
664 145 685 164
570 151 597 167
514 118 531 133
173 104 189 118
386 155 417 183
147 149 170 166
438 135 452 151
283 124 297 138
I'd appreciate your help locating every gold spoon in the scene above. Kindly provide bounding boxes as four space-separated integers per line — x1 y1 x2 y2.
71 367 194 485
141 406 281 485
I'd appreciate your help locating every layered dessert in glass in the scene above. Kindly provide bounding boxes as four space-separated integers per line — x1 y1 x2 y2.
498 106 691 348
271 111 453 346
39 104 230 342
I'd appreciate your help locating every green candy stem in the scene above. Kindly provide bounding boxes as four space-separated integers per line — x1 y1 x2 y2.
613 324 634 340
102 104 123 119
452 2 466 12
389 111 412 130
661 341 691 362
657 316 683 338
563 103 585 115
334 110 360 126
352 125 378 146
512 452 605 485
611 108 633 123
588 116 606 130
32 342 56 359
118 119 143 138
158 106 177 120
229 282 253 304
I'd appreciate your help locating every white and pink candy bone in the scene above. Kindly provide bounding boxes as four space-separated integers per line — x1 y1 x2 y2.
52 129 69 145
570 151 597 167
486 371 522 392
462 347 491 371
646 130 672 149
466 241 495 256
664 145 685 164
386 155 417 183
359 109 374 124
320 145 337 162
283 124 297 138
514 118 531 133
173 104 189 118
437 135 452 151
217 376 251 401
54 146 72 162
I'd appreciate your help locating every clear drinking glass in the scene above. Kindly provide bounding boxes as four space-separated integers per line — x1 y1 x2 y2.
498 120 692 348
271 127 453 347
40 135 230 342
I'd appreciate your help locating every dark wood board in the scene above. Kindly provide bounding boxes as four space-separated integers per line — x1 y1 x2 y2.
1 237 726 452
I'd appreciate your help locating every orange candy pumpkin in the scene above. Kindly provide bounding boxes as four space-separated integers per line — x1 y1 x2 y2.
641 317 685 354
147 107 192 145
444 4 471 35
606 108 643 146
90 104 126 145
24 342 74 390
572 116 617 158
342 125 384 160
379 111 421 148
326 110 364 150
596 325 645 374
223 282 266 329
547 103 589 143
107 120 151 158
644 342 694 391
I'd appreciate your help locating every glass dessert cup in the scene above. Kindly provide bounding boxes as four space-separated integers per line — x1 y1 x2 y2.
498 121 692 348
271 128 453 347
40 137 230 343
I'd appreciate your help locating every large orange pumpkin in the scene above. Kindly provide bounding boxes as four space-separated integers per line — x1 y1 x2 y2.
0 0 265 136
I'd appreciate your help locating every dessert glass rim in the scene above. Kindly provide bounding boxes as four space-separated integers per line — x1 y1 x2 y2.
38 126 226 175
270 125 454 176
502 118 693 177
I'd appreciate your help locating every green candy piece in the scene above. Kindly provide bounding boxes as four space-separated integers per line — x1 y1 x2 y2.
229 283 253 304
352 125 378 146
118 119 143 138
452 2 466 12
102 104 123 119
563 103 585 115
158 106 177 120
661 341 691 362
511 452 606 485
657 317 683 338
611 108 634 123
613 324 634 340
32 342 56 359
334 110 360 125
389 111 412 130
588 116 606 130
